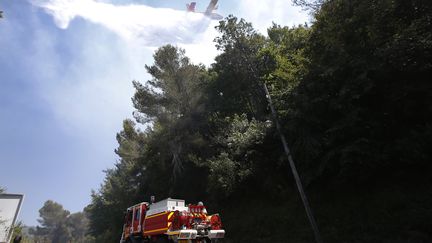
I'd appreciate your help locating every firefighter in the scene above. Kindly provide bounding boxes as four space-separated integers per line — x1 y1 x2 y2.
198 201 207 214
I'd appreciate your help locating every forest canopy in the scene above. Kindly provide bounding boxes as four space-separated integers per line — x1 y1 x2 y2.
85 0 432 242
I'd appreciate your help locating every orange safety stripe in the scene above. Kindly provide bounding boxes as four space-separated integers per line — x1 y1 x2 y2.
145 211 168 219
145 227 168 234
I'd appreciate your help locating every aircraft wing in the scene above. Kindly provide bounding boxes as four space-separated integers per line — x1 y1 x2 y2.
205 0 218 16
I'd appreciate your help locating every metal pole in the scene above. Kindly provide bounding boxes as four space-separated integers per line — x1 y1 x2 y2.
263 83 324 243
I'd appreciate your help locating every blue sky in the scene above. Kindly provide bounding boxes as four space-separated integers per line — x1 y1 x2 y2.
0 0 308 226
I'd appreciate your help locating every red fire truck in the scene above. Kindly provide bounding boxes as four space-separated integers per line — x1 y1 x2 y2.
120 198 225 243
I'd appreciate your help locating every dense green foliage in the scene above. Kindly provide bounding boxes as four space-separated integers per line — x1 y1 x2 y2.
86 0 432 242
31 200 93 243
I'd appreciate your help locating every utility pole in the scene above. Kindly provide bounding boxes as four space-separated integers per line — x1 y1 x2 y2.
237 39 323 242
262 83 324 243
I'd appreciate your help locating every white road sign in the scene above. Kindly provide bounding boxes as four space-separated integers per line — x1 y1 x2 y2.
0 194 24 243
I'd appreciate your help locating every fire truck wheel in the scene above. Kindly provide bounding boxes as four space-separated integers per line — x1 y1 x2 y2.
129 237 146 243
155 235 172 243
205 239 221 243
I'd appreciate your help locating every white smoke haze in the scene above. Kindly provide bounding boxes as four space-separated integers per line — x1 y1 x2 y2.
26 0 222 143
31 0 309 65
238 0 310 34
27 0 309 136
32 0 215 47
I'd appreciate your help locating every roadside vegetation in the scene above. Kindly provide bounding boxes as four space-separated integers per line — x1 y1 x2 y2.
85 0 432 242
12 0 432 242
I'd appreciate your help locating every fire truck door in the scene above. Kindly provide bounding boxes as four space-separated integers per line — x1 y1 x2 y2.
133 206 141 233
125 209 133 238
